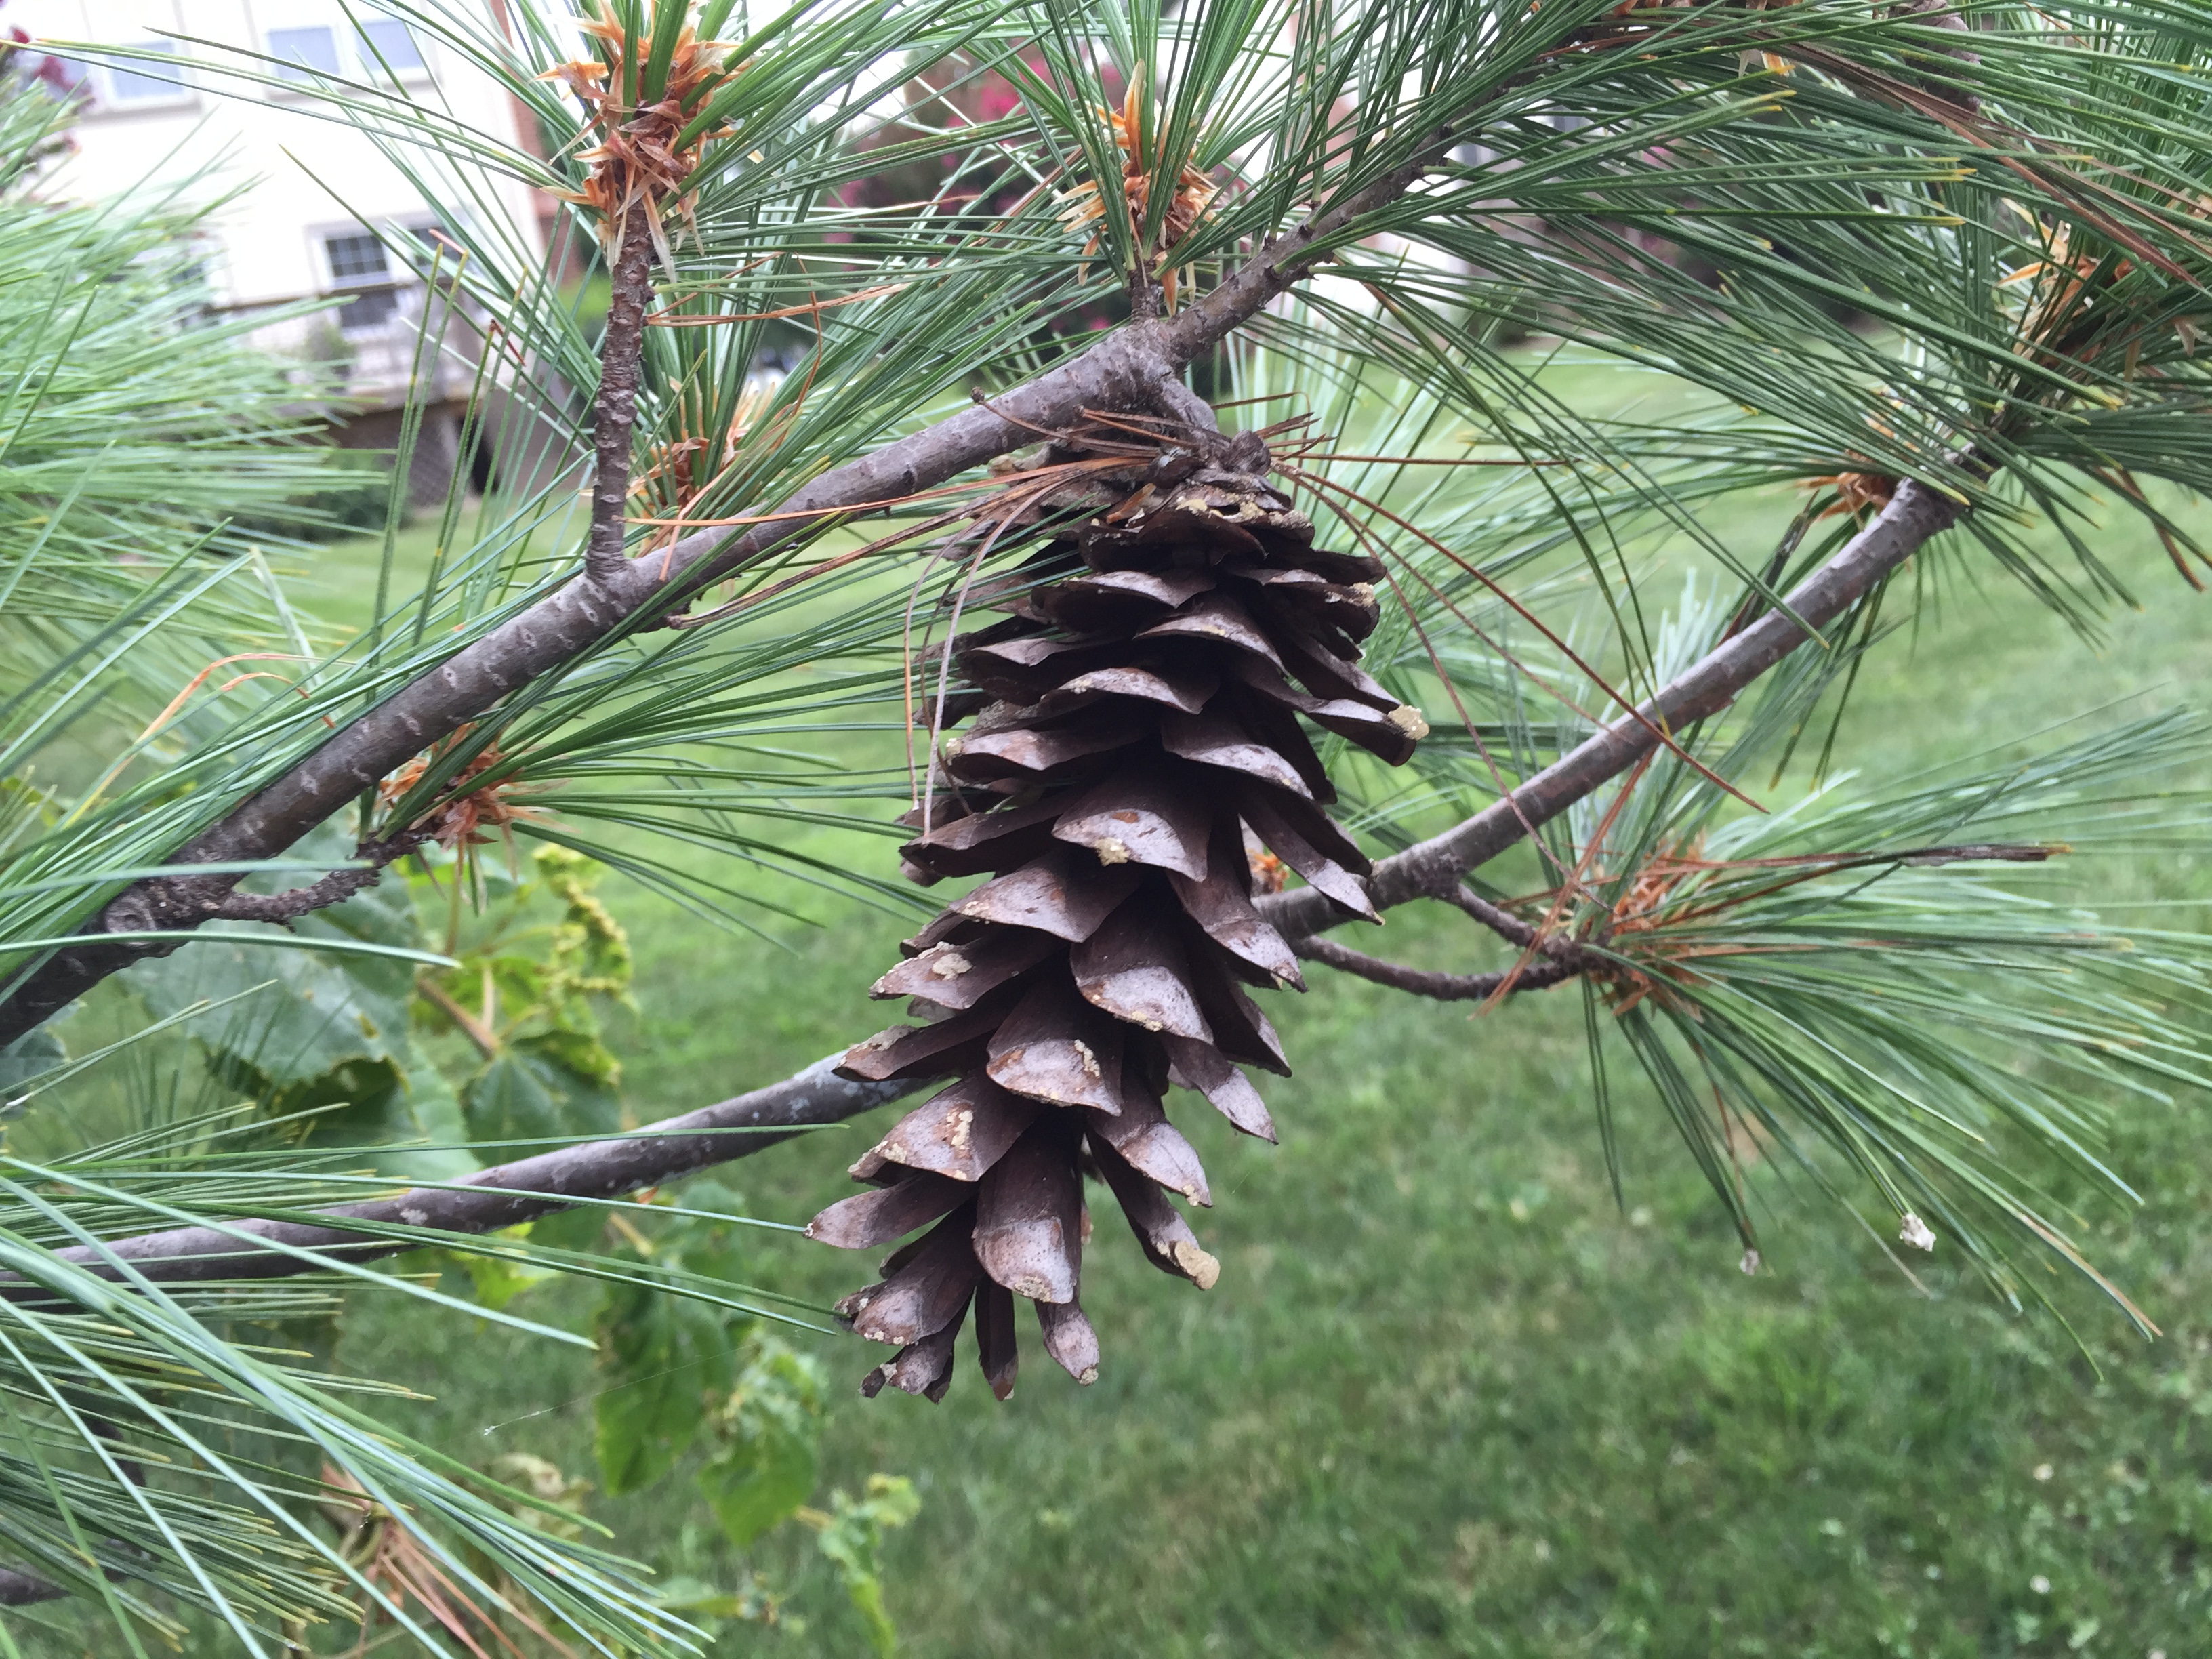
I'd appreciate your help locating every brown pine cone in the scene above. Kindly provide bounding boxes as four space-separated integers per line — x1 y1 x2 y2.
811 434 1425 1400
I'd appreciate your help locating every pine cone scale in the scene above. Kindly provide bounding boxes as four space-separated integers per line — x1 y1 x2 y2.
975 1122 1084 1304
1036 1298 1101 1384
974 1279 1020 1399
839 997 1009 1081
807 1170 969 1250
1070 893 1217 1040
1042 660 1218 714
862 1311 964 1401
863 1074 1039 1183
1134 592 1286 665
870 928 1060 1008
952 847 1141 939
1083 1080 1210 1206
1166 844 1305 989
1160 1029 1277 1141
843 1206 983 1347
1160 708 1317 798
1093 1135 1221 1288
1050 764 1216 878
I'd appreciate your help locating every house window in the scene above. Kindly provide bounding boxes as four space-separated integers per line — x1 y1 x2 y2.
104 43 185 104
354 20 426 75
325 232 390 285
268 26 342 83
337 287 403 331
403 222 465 273
323 232 403 333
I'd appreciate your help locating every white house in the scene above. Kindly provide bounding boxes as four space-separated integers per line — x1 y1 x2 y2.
11 1 568 504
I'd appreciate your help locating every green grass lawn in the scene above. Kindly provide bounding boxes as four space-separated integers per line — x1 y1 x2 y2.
271 484 2212 1659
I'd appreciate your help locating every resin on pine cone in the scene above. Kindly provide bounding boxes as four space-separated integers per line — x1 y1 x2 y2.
810 427 1426 1401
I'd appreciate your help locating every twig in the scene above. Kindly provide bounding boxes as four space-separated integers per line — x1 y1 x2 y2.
1290 934 1582 1001
584 199 656 586
3 1057 919 1294
413 973 498 1061
1440 884 1542 949
204 831 428 926
0 1567 67 1607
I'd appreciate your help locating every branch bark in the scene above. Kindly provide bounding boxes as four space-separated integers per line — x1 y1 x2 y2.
8 1058 916 1292
584 200 655 586
1291 933 1582 1000
202 830 427 925
0 1568 65 1607
0 151 1429 1050
1287 879 1605 999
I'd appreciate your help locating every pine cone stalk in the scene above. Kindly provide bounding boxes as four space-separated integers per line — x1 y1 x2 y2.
814 422 1427 1400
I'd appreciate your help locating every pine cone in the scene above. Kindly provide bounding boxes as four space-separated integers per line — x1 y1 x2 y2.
811 432 1426 1401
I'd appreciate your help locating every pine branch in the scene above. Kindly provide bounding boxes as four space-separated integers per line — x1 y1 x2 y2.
4 1058 919 1295
1257 477 1965 942
1441 884 1545 949
201 830 428 924
0 148 1435 1048
1290 881 1601 999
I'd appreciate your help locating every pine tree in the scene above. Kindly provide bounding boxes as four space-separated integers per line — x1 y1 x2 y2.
5 0 2212 1643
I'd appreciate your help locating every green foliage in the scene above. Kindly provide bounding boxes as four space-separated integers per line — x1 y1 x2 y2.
0 85 350 751
128 845 434 1158
462 1039 622 1145
581 1187 926 1646
802 1474 923 1658
595 1278 740 1494
1378 562 2212 1316
0 1134 689 1652
355 522 2212 1652
592 1189 752 1496
419 844 638 1149
453 1226 558 1312
698 1336 826 1549
126 840 639 1183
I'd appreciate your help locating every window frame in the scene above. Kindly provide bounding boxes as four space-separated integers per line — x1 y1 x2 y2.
317 228 410 337
264 15 432 97
264 23 344 88
352 18 428 79
81 42 196 116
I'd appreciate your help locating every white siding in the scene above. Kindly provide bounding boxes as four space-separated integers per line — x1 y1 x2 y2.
11 1 546 311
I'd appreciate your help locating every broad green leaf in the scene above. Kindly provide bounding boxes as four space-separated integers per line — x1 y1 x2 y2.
696 1336 824 1548
378 1064 481 1184
456 1226 559 1312
127 918 410 1091
811 1473 924 1657
518 1025 622 1091
592 1277 741 1496
462 1040 621 1146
